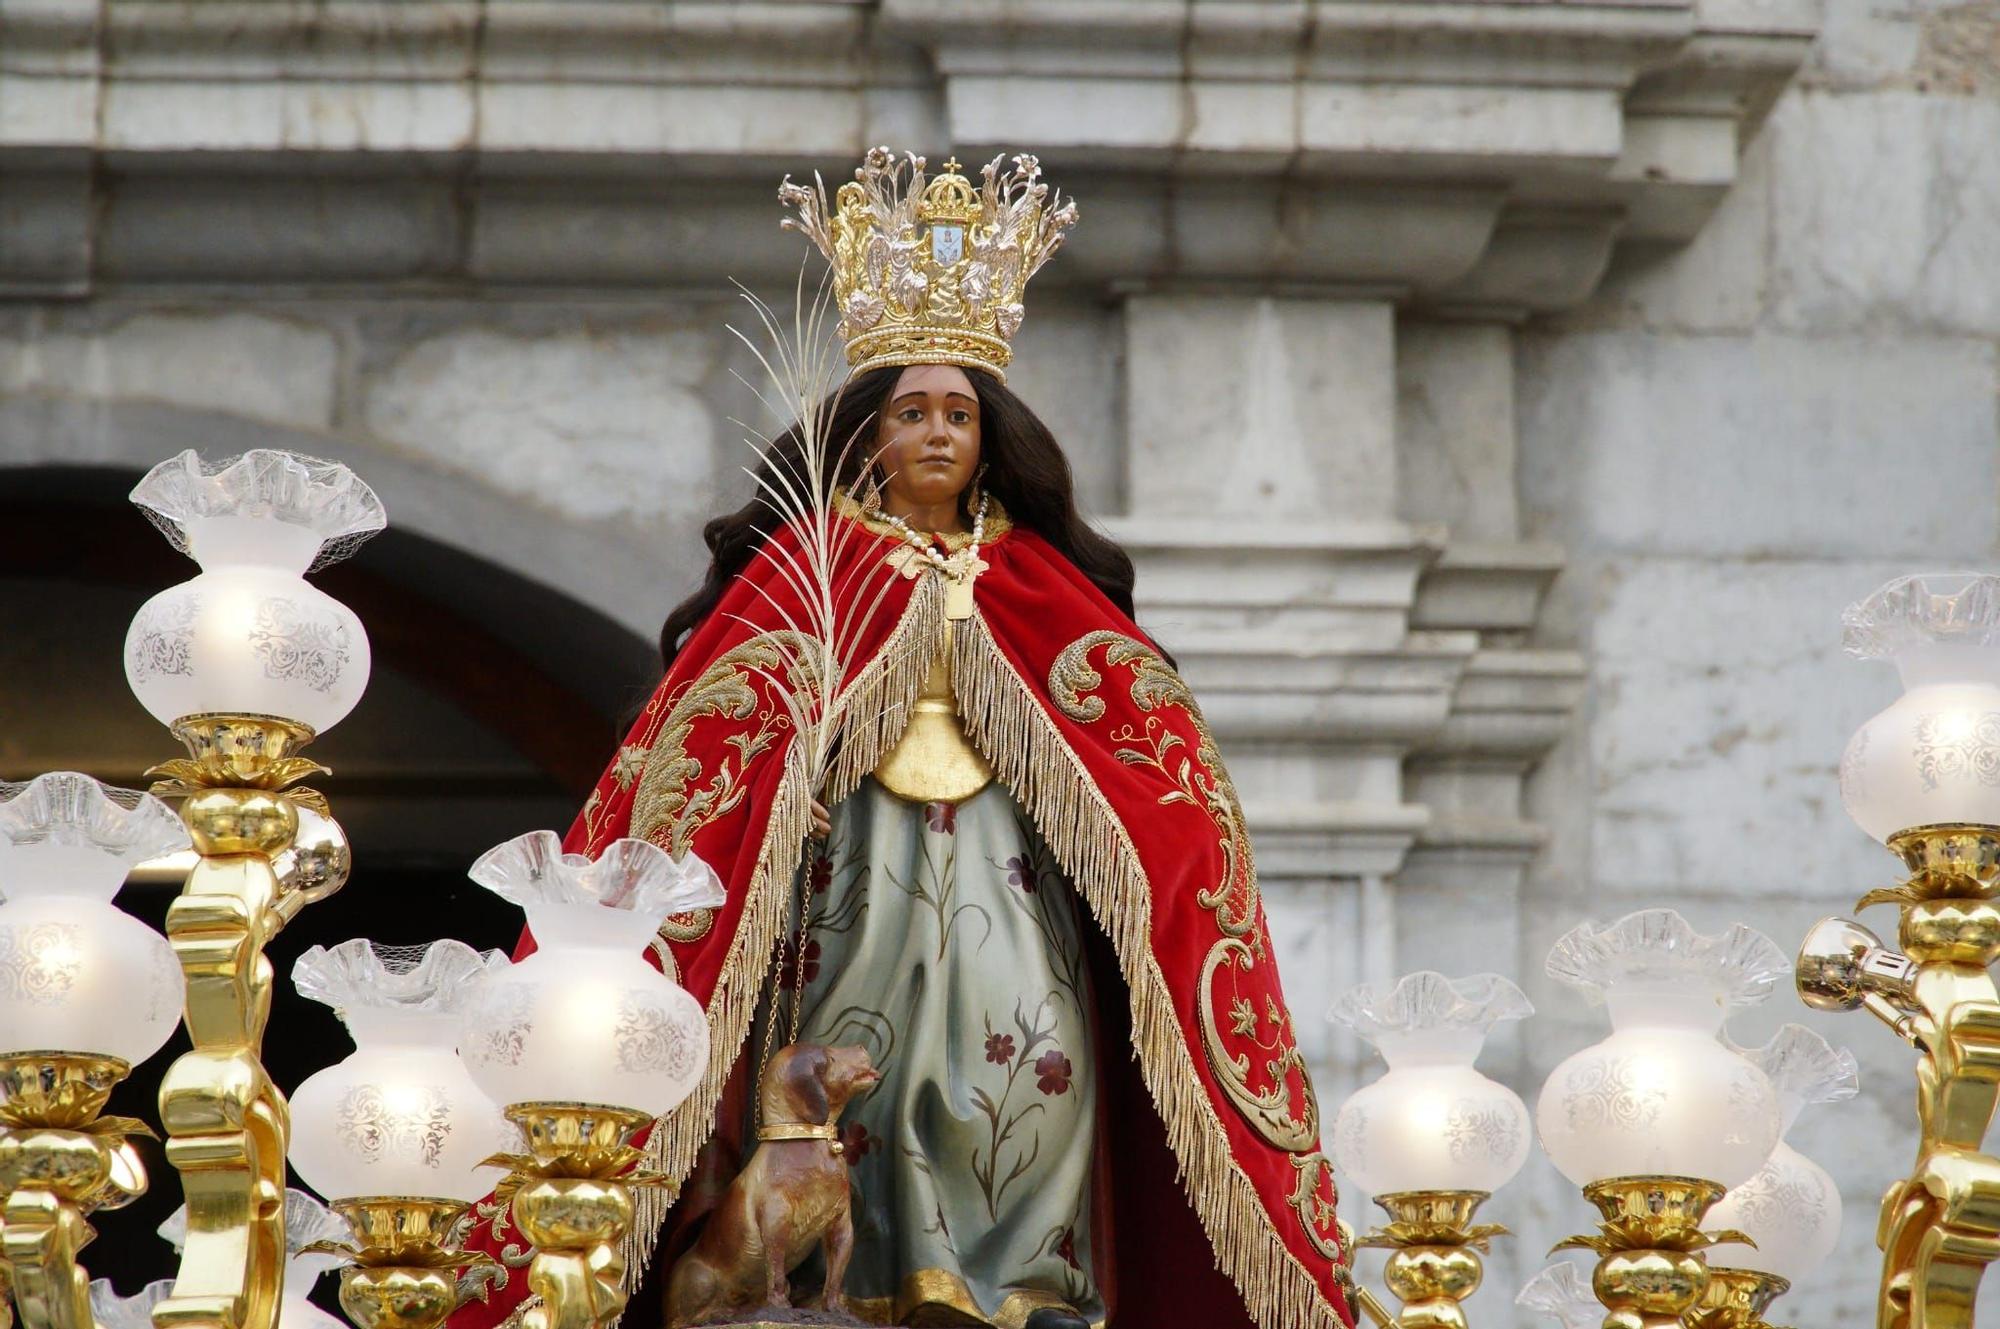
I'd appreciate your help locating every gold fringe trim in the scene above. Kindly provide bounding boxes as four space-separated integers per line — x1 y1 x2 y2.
951 613 1348 1329
611 573 946 1319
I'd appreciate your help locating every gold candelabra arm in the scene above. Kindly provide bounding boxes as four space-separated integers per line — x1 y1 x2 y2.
0 1056 150 1329
1799 824 2000 1329
1551 1175 1728 1329
149 715 348 1329
490 1104 670 1329
1351 1191 1502 1329
315 1199 496 1329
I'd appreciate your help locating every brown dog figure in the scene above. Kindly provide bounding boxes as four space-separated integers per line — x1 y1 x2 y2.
665 1043 882 1327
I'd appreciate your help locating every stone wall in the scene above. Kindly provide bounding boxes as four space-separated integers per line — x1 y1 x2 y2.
1504 4 2000 1322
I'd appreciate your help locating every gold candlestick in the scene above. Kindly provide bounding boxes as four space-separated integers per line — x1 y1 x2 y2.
146 714 349 1329
1353 1191 1506 1328
0 1055 153 1329
1552 1175 1738 1329
1798 823 2000 1329
485 1104 671 1329
305 1199 496 1329
1683 1266 1791 1329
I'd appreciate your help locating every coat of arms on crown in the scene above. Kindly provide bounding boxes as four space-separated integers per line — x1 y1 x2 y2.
778 146 1079 383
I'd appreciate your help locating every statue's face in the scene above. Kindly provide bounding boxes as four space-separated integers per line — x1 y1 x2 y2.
873 363 982 513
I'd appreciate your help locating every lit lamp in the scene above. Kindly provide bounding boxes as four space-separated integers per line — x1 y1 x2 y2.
1692 1026 1857 1329
123 448 385 1329
1329 972 1532 1328
1536 910 1786 1328
0 773 189 1329
1801 572 2000 1327
286 941 513 1329
458 832 724 1329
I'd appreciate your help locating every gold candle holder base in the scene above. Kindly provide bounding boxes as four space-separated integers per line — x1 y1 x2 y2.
1353 1191 1506 1329
0 1054 153 1329
1683 1266 1791 1329
307 1198 496 1329
485 1103 672 1329
1552 1175 1737 1329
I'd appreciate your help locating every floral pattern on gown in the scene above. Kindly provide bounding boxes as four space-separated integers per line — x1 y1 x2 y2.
755 775 1104 1327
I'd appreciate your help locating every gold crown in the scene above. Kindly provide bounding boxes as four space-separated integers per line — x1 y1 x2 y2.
779 147 1078 383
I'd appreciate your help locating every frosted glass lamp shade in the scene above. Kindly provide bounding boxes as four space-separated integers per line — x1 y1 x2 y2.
1536 911 1785 1188
125 572 370 732
287 940 513 1203
1328 972 1533 1196
1840 574 2000 841
459 933 709 1116
125 449 386 734
458 831 725 1116
89 1280 173 1329
1703 1141 1842 1282
1702 1024 1857 1282
1334 1067 1530 1196
0 774 188 1062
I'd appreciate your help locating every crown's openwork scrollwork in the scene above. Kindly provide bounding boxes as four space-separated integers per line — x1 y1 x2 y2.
779 147 1078 382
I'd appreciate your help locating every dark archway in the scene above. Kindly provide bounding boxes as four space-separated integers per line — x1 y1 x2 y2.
0 465 660 1297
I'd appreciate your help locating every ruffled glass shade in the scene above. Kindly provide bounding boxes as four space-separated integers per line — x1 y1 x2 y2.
1516 1263 1601 1329
288 940 514 1203
1536 910 1784 1187
1840 573 2000 841
160 1191 349 1329
0 773 186 1063
1703 1025 1856 1283
89 1280 174 1329
125 449 382 734
1329 972 1533 1195
459 831 724 1115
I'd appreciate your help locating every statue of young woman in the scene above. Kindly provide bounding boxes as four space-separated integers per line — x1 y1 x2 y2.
451 151 1354 1329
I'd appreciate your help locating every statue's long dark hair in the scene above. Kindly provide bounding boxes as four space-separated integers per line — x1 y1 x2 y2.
657 365 1139 669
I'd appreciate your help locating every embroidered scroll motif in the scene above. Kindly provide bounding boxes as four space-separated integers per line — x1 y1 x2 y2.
1047 631 1322 1161
631 632 815 946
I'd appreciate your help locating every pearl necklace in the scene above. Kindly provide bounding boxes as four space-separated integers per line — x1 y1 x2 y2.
875 494 989 581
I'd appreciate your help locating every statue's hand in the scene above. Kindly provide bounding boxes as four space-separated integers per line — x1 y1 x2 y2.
810 798 831 838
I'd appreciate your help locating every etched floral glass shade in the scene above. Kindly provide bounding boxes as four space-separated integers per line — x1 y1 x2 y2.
1535 909 1785 1187
287 939 514 1203
1328 971 1533 1196
124 449 385 734
0 773 188 1062
1840 573 2000 842
1516 1263 1602 1329
458 831 725 1115
1703 1025 1858 1283
161 1191 350 1329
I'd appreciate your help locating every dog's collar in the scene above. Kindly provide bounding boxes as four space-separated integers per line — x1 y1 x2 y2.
758 1122 843 1154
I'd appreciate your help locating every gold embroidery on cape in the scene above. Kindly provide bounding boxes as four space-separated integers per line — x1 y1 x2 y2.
1048 630 1320 1155
1288 1153 1344 1262
631 631 821 946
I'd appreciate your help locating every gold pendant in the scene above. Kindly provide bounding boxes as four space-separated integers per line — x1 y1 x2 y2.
944 577 975 621
943 557 989 621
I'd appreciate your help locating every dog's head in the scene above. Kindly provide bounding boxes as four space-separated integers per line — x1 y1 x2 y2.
759 1042 882 1126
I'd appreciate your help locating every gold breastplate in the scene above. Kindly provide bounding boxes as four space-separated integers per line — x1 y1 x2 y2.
872 633 994 804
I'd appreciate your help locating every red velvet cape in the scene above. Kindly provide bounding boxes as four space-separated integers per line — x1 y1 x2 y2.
450 508 1355 1329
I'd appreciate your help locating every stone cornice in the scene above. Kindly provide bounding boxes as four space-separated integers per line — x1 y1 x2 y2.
1 0 1819 303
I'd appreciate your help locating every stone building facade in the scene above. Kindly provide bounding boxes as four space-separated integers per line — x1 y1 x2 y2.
4 1 1998 1323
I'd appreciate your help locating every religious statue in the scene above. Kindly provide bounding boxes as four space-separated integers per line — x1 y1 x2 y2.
451 149 1354 1329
